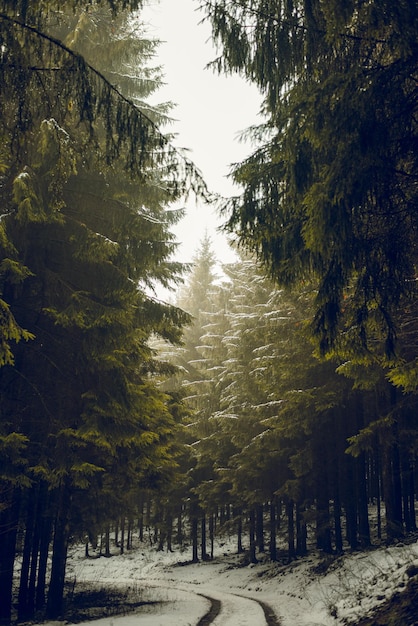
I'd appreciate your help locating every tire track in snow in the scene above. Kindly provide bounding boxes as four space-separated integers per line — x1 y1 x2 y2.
144 580 280 625
190 588 281 626
256 598 281 626
226 592 281 626
195 594 221 625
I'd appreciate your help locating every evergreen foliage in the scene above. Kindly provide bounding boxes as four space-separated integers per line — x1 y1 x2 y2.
199 0 418 356
0 2 198 622
163 245 417 563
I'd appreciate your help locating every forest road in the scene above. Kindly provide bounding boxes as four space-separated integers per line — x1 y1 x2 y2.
147 580 281 626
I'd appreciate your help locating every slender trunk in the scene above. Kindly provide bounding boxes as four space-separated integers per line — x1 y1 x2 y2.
355 396 370 547
167 512 173 552
296 501 307 556
209 514 214 560
138 494 144 542
401 451 416 532
316 481 332 553
190 500 199 563
256 504 264 552
408 458 417 531
386 387 403 539
0 487 21 626
286 498 296 562
249 508 257 564
104 525 111 557
201 515 208 561
357 453 371 547
36 508 53 612
269 500 277 562
332 406 344 553
333 497 343 553
27 482 48 618
237 510 243 553
46 482 71 620
18 487 38 621
157 507 166 552
373 443 382 540
344 453 358 550
127 519 133 550
176 505 183 546
120 517 125 555
382 396 404 540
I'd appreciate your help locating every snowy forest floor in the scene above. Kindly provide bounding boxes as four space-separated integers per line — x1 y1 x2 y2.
49 529 418 626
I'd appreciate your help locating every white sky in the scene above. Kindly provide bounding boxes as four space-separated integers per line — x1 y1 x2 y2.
141 0 262 266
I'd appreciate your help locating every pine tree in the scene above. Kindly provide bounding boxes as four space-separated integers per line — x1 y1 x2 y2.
0 2 199 622
200 0 418 357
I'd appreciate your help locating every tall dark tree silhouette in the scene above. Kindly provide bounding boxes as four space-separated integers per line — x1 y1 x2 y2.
0 1 202 622
200 0 418 357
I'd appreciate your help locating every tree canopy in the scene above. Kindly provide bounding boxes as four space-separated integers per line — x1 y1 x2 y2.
199 0 418 356
0 2 203 622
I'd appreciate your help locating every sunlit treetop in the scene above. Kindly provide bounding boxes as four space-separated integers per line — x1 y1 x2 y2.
0 0 209 201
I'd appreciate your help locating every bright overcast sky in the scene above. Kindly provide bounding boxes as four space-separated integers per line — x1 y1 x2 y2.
141 0 261 266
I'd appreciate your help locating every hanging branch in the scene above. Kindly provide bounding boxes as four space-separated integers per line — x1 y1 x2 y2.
0 12 213 201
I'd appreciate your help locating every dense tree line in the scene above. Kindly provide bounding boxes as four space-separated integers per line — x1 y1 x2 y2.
154 0 417 566
157 239 417 566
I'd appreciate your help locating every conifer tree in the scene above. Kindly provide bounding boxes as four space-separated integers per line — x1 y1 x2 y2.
0 2 199 622
200 0 418 357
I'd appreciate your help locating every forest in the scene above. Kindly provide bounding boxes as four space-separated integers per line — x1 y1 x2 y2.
0 0 417 624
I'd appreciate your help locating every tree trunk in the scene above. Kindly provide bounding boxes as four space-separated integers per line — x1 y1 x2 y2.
386 387 403 539
372 442 382 540
209 514 214 559
103 525 111 557
316 477 332 553
138 494 144 542
355 395 370 547
190 500 199 563
357 453 371 547
249 508 257 564
176 505 183 546
344 453 358 550
127 519 133 550
157 507 166 552
120 517 125 555
286 498 296 562
382 399 404 541
296 501 307 556
269 500 277 562
27 483 47 619
400 450 416 532
201 515 208 560
0 487 21 626
236 510 243 554
18 487 37 622
256 504 264 552
46 482 71 620
36 508 53 612
167 512 173 552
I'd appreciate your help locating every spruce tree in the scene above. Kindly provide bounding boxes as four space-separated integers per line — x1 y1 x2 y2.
200 0 418 356
0 2 198 622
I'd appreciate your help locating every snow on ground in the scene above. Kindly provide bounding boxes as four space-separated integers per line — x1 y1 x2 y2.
55 531 418 626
